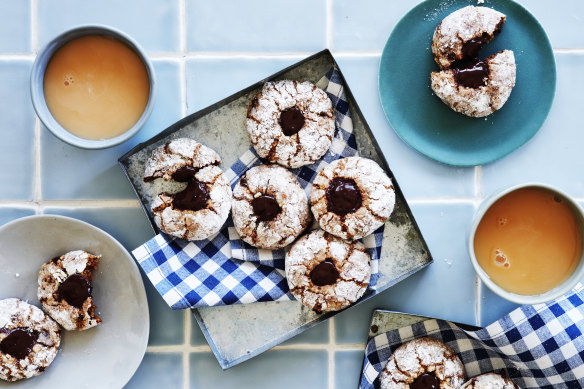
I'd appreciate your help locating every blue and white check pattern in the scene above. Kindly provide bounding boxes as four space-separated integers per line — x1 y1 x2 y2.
132 67 385 309
360 284 584 389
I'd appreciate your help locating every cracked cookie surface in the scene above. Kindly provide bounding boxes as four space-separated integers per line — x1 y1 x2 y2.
37 250 102 331
232 164 311 249
310 156 395 240
432 6 506 70
0 298 61 381
144 138 232 241
461 373 518 389
379 337 466 389
246 80 335 168
285 229 371 313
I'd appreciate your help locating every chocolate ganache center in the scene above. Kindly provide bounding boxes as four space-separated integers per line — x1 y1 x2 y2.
172 166 198 182
310 259 339 286
326 177 362 216
279 106 305 136
58 273 92 308
173 179 210 211
0 328 38 359
454 60 489 89
252 194 281 222
411 372 441 389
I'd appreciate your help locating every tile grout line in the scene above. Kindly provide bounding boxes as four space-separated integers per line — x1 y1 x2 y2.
183 310 191 389
328 317 336 389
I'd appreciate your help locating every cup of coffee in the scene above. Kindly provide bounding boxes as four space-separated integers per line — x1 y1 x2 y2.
30 25 156 149
468 183 584 305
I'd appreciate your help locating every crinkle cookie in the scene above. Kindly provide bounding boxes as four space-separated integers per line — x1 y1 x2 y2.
232 164 311 249
144 138 232 241
285 229 371 313
0 298 61 381
431 50 516 117
310 156 395 240
38 250 102 331
379 337 466 389
432 6 506 70
143 138 222 182
461 373 518 389
246 80 335 168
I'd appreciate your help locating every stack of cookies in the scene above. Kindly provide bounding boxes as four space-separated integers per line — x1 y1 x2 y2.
142 78 397 314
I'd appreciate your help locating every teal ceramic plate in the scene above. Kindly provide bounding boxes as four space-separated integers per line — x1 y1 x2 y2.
379 0 556 166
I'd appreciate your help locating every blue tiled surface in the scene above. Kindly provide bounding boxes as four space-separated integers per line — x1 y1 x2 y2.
185 0 326 52
0 0 581 388
0 0 31 53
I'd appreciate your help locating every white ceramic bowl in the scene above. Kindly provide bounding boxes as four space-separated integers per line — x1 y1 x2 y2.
468 182 584 305
30 25 156 149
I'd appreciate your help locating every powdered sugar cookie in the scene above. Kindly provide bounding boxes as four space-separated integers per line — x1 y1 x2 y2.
310 156 395 240
431 50 516 117
285 229 371 313
379 337 466 389
232 164 311 249
144 138 232 241
37 250 102 331
246 80 335 168
432 6 506 70
0 298 61 381
462 373 518 389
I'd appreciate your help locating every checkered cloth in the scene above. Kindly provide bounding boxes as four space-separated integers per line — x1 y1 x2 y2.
132 67 385 309
360 284 584 389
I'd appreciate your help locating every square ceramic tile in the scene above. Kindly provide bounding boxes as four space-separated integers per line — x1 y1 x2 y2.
480 283 521 326
0 207 36 226
334 295 391 345
372 203 478 326
186 0 326 52
185 57 301 113
335 350 366 389
519 0 584 48
0 0 31 53
332 0 419 51
40 60 181 200
0 60 35 201
190 350 329 388
281 320 329 345
334 56 476 199
481 54 584 197
125 353 183 389
42 207 185 346
36 0 180 52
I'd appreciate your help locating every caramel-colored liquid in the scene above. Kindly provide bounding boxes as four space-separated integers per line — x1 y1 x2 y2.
474 188 582 295
43 35 150 140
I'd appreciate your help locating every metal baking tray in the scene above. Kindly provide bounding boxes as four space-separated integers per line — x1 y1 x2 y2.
119 49 433 369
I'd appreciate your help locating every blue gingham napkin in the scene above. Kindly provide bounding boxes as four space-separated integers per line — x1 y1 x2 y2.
132 67 385 309
360 284 584 389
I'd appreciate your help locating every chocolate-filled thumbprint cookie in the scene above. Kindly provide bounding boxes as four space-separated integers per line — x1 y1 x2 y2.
37 250 102 331
285 229 371 313
144 138 232 241
246 80 335 168
461 373 518 389
310 157 395 240
379 337 466 389
0 298 61 381
232 164 311 249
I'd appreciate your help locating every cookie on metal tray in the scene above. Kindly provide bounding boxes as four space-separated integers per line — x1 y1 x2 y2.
0 298 61 382
379 337 466 389
310 156 395 240
37 250 102 331
232 164 311 250
285 229 371 313
246 80 335 168
461 373 518 389
144 138 232 241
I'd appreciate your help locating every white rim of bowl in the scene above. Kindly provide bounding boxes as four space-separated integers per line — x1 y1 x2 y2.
468 182 584 305
30 24 156 149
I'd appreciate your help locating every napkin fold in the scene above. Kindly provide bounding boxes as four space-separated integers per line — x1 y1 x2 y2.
360 284 584 388
132 67 385 309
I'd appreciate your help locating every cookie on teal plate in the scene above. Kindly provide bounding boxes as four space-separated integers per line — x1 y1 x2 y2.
379 0 556 166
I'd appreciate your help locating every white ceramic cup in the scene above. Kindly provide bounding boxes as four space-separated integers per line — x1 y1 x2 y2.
468 182 584 305
30 25 156 149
